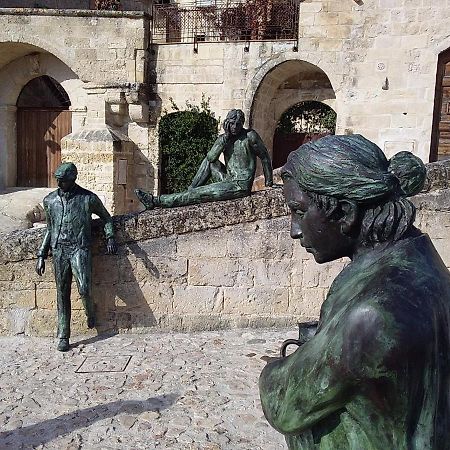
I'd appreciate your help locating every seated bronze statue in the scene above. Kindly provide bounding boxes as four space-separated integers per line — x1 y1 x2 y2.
135 109 273 209
259 135 450 449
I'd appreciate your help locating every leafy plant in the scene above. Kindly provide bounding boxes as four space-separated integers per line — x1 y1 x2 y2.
277 101 336 135
159 96 219 194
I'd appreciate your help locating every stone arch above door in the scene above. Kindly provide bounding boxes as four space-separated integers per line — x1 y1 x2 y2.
246 58 336 165
16 76 72 187
0 49 86 188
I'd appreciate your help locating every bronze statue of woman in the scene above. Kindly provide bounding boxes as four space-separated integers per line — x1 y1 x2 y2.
259 135 450 449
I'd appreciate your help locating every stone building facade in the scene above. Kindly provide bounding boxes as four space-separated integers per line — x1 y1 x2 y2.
1 0 450 213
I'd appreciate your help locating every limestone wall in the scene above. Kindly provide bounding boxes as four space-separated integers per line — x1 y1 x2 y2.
153 0 450 163
0 9 155 211
0 9 148 84
0 173 449 337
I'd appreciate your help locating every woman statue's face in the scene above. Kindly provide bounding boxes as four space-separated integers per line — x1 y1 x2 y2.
283 178 356 263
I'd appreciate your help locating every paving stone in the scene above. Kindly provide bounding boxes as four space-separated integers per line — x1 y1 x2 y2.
0 329 295 449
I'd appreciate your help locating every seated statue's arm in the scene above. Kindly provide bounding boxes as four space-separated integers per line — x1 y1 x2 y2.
248 131 273 186
206 135 226 163
260 305 391 435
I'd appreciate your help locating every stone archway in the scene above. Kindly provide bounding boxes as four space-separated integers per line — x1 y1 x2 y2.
248 59 336 165
0 48 87 189
16 76 72 187
272 101 337 169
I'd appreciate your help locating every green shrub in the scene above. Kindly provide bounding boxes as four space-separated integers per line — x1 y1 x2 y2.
159 97 219 194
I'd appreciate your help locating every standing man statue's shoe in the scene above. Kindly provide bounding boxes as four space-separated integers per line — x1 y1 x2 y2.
35 163 117 352
135 109 273 209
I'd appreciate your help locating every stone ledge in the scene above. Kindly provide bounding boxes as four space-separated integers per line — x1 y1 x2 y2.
412 189 450 212
423 159 450 192
0 188 288 264
1 180 449 265
0 8 147 18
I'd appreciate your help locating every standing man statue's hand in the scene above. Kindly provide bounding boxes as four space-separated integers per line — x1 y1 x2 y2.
106 237 118 255
35 257 45 276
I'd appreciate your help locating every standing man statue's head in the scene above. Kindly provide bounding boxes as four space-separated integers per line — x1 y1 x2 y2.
281 134 426 263
55 162 78 193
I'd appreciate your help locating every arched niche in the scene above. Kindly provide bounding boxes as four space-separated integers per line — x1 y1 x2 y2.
273 101 337 169
16 76 71 187
0 49 87 188
248 59 336 166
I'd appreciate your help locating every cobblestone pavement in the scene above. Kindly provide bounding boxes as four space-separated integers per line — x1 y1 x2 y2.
0 328 299 450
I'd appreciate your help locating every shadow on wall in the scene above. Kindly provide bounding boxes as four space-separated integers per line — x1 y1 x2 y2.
0 394 179 448
89 216 182 333
91 235 159 333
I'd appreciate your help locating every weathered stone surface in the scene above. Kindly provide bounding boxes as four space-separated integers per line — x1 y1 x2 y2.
422 160 450 193
0 187 448 336
0 330 294 449
188 258 238 287
0 282 35 308
173 286 222 315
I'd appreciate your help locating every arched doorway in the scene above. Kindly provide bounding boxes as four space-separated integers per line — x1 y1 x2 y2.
249 59 336 167
16 75 71 187
431 48 450 161
272 101 336 169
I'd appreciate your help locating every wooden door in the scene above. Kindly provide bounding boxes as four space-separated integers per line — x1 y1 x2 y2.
17 108 72 187
437 62 450 157
431 51 450 161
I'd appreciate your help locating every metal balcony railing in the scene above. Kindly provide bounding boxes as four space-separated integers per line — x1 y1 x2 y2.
0 0 149 11
151 0 299 44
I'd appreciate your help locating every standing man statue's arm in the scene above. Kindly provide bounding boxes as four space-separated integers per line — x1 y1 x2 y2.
91 195 117 254
36 201 52 276
249 131 273 187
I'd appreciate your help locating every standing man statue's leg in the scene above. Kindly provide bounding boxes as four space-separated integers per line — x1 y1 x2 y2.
53 247 72 352
71 248 95 329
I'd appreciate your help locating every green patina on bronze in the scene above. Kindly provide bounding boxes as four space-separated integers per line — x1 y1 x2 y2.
36 162 117 352
135 109 273 209
259 135 450 449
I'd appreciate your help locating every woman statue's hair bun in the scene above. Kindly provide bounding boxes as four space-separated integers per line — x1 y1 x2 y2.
388 151 426 197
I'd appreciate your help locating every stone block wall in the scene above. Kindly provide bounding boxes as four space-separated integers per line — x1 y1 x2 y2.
153 0 450 163
0 9 148 85
0 176 449 337
0 9 155 206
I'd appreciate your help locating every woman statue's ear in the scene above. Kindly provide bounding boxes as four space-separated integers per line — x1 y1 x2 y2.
339 200 359 235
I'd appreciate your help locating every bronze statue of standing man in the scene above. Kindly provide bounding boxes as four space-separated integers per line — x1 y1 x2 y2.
36 163 117 352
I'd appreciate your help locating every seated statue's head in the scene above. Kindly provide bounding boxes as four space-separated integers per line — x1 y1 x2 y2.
281 135 426 263
223 109 245 136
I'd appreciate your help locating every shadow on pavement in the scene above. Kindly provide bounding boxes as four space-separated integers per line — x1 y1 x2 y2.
70 331 119 348
0 393 179 448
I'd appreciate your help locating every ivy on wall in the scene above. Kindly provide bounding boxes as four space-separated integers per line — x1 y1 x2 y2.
276 101 337 135
159 97 219 194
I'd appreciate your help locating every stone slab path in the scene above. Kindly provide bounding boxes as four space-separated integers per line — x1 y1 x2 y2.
0 328 299 449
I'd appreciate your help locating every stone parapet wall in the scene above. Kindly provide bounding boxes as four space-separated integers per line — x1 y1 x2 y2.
0 182 449 337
